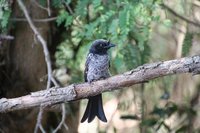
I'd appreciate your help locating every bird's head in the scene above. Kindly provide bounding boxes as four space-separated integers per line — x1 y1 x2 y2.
89 39 116 55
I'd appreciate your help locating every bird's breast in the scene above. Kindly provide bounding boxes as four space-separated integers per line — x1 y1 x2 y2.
87 54 110 82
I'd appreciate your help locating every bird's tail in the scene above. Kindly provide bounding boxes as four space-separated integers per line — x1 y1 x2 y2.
81 94 107 123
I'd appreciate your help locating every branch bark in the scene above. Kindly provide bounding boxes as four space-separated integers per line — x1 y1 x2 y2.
0 55 200 113
11 17 57 22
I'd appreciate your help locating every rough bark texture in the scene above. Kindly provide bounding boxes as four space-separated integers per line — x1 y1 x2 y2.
0 1 47 133
1 55 200 113
0 1 80 133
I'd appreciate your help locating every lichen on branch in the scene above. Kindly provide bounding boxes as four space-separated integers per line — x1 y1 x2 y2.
0 55 200 113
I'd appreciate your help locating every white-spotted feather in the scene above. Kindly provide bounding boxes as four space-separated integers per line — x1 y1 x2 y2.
85 53 110 82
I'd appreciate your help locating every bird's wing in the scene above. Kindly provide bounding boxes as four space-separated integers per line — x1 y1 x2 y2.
84 53 92 82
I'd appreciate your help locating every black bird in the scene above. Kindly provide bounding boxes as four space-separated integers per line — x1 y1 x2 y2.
81 39 116 123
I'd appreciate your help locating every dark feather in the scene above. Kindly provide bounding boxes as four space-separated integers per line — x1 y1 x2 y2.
81 94 107 123
84 54 90 82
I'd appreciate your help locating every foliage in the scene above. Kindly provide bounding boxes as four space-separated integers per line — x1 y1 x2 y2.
52 0 185 132
54 0 162 76
0 0 11 33
43 0 199 132
182 33 192 56
121 100 199 132
56 9 73 27
0 0 197 132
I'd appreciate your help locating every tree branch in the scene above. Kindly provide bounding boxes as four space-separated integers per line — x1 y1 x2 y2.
0 55 200 113
17 0 59 132
0 35 14 40
17 0 58 89
161 3 200 28
11 17 57 22
0 35 14 44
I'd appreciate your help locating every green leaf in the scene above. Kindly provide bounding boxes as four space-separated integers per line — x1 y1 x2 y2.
119 8 127 28
138 41 145 51
75 0 90 18
1 10 11 28
56 10 73 27
64 16 73 27
108 19 119 35
113 54 126 73
38 0 46 7
0 0 11 32
141 118 158 126
163 19 172 27
140 42 151 64
54 0 163 87
92 0 101 9
165 102 178 116
84 21 100 38
182 33 192 56
151 106 166 117
119 7 130 35
122 44 140 70
152 15 160 21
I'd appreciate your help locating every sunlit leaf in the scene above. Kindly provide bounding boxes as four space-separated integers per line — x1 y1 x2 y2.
141 118 158 126
163 19 172 27
182 33 192 56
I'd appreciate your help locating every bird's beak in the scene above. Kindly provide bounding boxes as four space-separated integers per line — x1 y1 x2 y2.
105 43 116 48
109 43 116 47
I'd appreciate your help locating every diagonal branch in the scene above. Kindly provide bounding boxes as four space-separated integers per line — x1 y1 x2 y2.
17 0 58 89
11 17 57 22
52 104 67 133
161 3 200 28
16 0 59 132
0 55 200 113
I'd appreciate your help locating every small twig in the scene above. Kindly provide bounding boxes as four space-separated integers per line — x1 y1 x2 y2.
17 0 58 132
0 35 14 44
63 123 69 131
62 0 82 27
52 104 67 133
32 0 51 16
11 17 57 22
17 0 58 89
51 77 60 87
34 107 44 133
39 125 46 133
47 0 51 16
193 0 200 7
62 0 73 14
140 84 146 133
161 3 200 28
0 35 14 40
32 0 48 11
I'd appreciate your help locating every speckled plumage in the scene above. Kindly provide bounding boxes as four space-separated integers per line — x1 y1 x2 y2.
86 53 110 82
81 39 115 123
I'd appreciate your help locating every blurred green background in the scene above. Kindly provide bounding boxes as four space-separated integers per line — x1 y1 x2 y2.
0 0 199 133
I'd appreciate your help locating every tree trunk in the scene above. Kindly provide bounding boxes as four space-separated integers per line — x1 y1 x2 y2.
0 1 79 132
0 1 47 132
